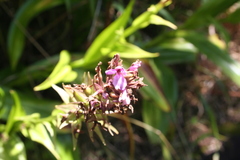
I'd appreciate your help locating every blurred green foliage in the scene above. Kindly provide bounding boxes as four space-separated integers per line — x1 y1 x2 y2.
1 0 240 159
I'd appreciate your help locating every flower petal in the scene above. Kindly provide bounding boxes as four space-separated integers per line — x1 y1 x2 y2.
119 90 130 105
113 74 127 90
128 60 141 71
105 69 116 75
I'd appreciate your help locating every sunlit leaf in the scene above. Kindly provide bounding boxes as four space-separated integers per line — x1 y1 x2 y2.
0 134 26 160
34 50 77 91
21 123 60 159
52 84 70 104
5 90 25 134
124 0 173 37
149 15 177 29
70 0 135 68
110 41 159 59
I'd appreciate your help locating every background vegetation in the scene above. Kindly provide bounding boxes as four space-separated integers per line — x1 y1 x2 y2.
1 0 240 159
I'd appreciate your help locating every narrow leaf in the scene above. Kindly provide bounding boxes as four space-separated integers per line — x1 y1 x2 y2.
7 0 65 69
140 60 171 112
149 15 177 29
70 0 135 68
177 31 240 87
110 41 159 59
52 84 70 104
182 0 238 29
5 90 25 134
124 0 173 37
34 50 77 91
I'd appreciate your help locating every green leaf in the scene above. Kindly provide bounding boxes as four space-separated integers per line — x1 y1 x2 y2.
70 0 135 68
110 41 159 59
124 0 173 37
181 0 239 29
149 15 177 29
71 119 82 150
5 90 25 134
34 50 77 91
156 48 197 64
55 135 81 160
142 100 162 144
153 63 178 108
142 62 177 144
93 125 106 146
0 87 58 119
52 84 70 104
0 88 6 118
0 134 26 160
7 0 65 69
148 37 198 64
140 60 171 112
2 54 60 87
200 94 220 139
177 30 240 87
21 123 60 159
221 7 240 23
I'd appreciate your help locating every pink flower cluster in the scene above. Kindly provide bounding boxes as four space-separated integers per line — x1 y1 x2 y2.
56 54 146 144
105 60 142 106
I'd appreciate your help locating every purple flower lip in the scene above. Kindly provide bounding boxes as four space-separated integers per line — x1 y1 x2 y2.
105 66 127 91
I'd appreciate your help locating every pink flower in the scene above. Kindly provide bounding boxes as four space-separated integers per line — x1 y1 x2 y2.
128 60 141 71
119 90 130 105
105 66 127 91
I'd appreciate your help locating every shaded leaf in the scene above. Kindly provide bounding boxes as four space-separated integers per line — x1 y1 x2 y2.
176 30 240 87
55 135 81 160
142 100 162 144
153 63 178 107
7 0 65 69
142 63 177 143
140 60 171 112
149 37 197 64
221 7 240 23
182 0 238 29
